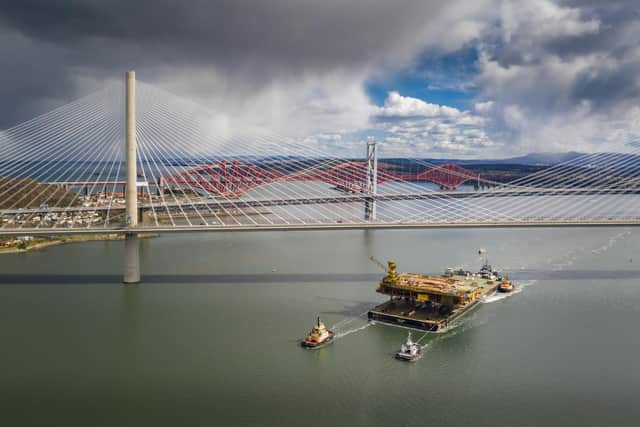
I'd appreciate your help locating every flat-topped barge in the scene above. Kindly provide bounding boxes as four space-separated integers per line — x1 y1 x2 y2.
368 261 508 331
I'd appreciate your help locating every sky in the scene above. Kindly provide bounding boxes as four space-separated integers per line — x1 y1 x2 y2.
1 0 640 158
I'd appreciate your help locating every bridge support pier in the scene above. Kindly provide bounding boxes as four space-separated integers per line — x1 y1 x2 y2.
364 141 377 221
123 233 141 284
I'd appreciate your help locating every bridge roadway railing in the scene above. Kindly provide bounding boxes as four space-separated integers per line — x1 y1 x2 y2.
0 219 640 237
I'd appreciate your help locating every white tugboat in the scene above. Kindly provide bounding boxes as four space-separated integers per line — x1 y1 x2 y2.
395 332 422 362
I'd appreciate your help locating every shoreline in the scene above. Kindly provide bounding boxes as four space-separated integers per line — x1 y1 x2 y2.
0 233 159 255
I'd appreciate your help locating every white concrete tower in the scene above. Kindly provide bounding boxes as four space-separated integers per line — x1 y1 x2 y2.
125 70 138 226
123 70 140 284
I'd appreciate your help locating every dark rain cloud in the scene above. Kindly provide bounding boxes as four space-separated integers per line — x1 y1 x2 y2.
0 0 457 128
1 0 639 155
483 0 640 112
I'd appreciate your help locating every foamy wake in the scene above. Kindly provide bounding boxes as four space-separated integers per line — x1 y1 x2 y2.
335 322 372 339
552 255 578 270
481 280 536 303
429 314 485 339
591 230 632 255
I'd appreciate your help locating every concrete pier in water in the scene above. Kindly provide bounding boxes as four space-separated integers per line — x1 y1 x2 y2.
123 233 141 284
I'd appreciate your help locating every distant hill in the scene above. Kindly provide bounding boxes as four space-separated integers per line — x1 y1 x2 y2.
163 151 633 167
380 152 587 167
483 152 585 166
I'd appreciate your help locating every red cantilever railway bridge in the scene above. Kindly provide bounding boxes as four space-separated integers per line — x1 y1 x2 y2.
160 160 479 197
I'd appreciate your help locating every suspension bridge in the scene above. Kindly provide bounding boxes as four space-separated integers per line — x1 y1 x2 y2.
1 71 639 282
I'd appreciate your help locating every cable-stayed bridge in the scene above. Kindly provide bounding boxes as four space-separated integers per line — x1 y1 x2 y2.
1 71 640 281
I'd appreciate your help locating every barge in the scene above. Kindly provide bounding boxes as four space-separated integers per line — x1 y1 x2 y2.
368 261 504 331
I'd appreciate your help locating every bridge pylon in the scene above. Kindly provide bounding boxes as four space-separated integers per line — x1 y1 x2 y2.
123 70 141 284
364 141 378 220
125 70 138 227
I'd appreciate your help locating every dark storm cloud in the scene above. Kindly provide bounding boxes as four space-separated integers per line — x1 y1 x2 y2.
0 0 433 64
571 59 640 109
481 0 640 113
3 0 640 155
541 2 640 62
0 0 457 128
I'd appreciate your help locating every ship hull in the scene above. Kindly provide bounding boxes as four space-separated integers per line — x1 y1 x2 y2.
395 351 421 362
368 296 486 331
301 331 335 349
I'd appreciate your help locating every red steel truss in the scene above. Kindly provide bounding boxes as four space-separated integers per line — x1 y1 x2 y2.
161 160 281 197
415 163 479 190
161 161 478 197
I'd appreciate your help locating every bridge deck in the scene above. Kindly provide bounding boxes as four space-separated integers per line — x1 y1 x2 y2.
0 219 638 237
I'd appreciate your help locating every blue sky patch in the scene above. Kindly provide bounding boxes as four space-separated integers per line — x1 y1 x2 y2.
366 45 480 111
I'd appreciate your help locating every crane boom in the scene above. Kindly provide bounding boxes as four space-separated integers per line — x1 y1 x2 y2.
369 256 388 273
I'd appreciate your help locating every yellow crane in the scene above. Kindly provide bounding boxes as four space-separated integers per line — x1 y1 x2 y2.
369 255 388 273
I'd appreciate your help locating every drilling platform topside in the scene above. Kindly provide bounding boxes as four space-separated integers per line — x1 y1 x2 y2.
367 261 508 331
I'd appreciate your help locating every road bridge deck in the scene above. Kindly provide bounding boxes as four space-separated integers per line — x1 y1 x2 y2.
0 219 639 237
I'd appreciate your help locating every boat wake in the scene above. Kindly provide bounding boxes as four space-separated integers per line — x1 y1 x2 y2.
429 314 488 342
329 309 370 330
335 322 372 339
591 230 632 255
551 255 578 270
482 280 536 303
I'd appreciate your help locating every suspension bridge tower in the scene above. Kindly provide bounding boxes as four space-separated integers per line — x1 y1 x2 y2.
123 70 141 284
364 141 378 220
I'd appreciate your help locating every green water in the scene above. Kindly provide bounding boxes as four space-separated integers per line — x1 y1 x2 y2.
0 228 639 426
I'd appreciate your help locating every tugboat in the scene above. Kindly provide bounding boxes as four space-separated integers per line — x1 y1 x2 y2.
498 275 514 293
395 332 422 362
301 317 335 349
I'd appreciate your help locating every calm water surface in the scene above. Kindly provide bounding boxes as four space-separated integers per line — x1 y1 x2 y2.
0 228 639 426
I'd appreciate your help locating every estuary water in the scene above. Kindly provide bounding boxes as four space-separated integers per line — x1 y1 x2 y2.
0 228 639 426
